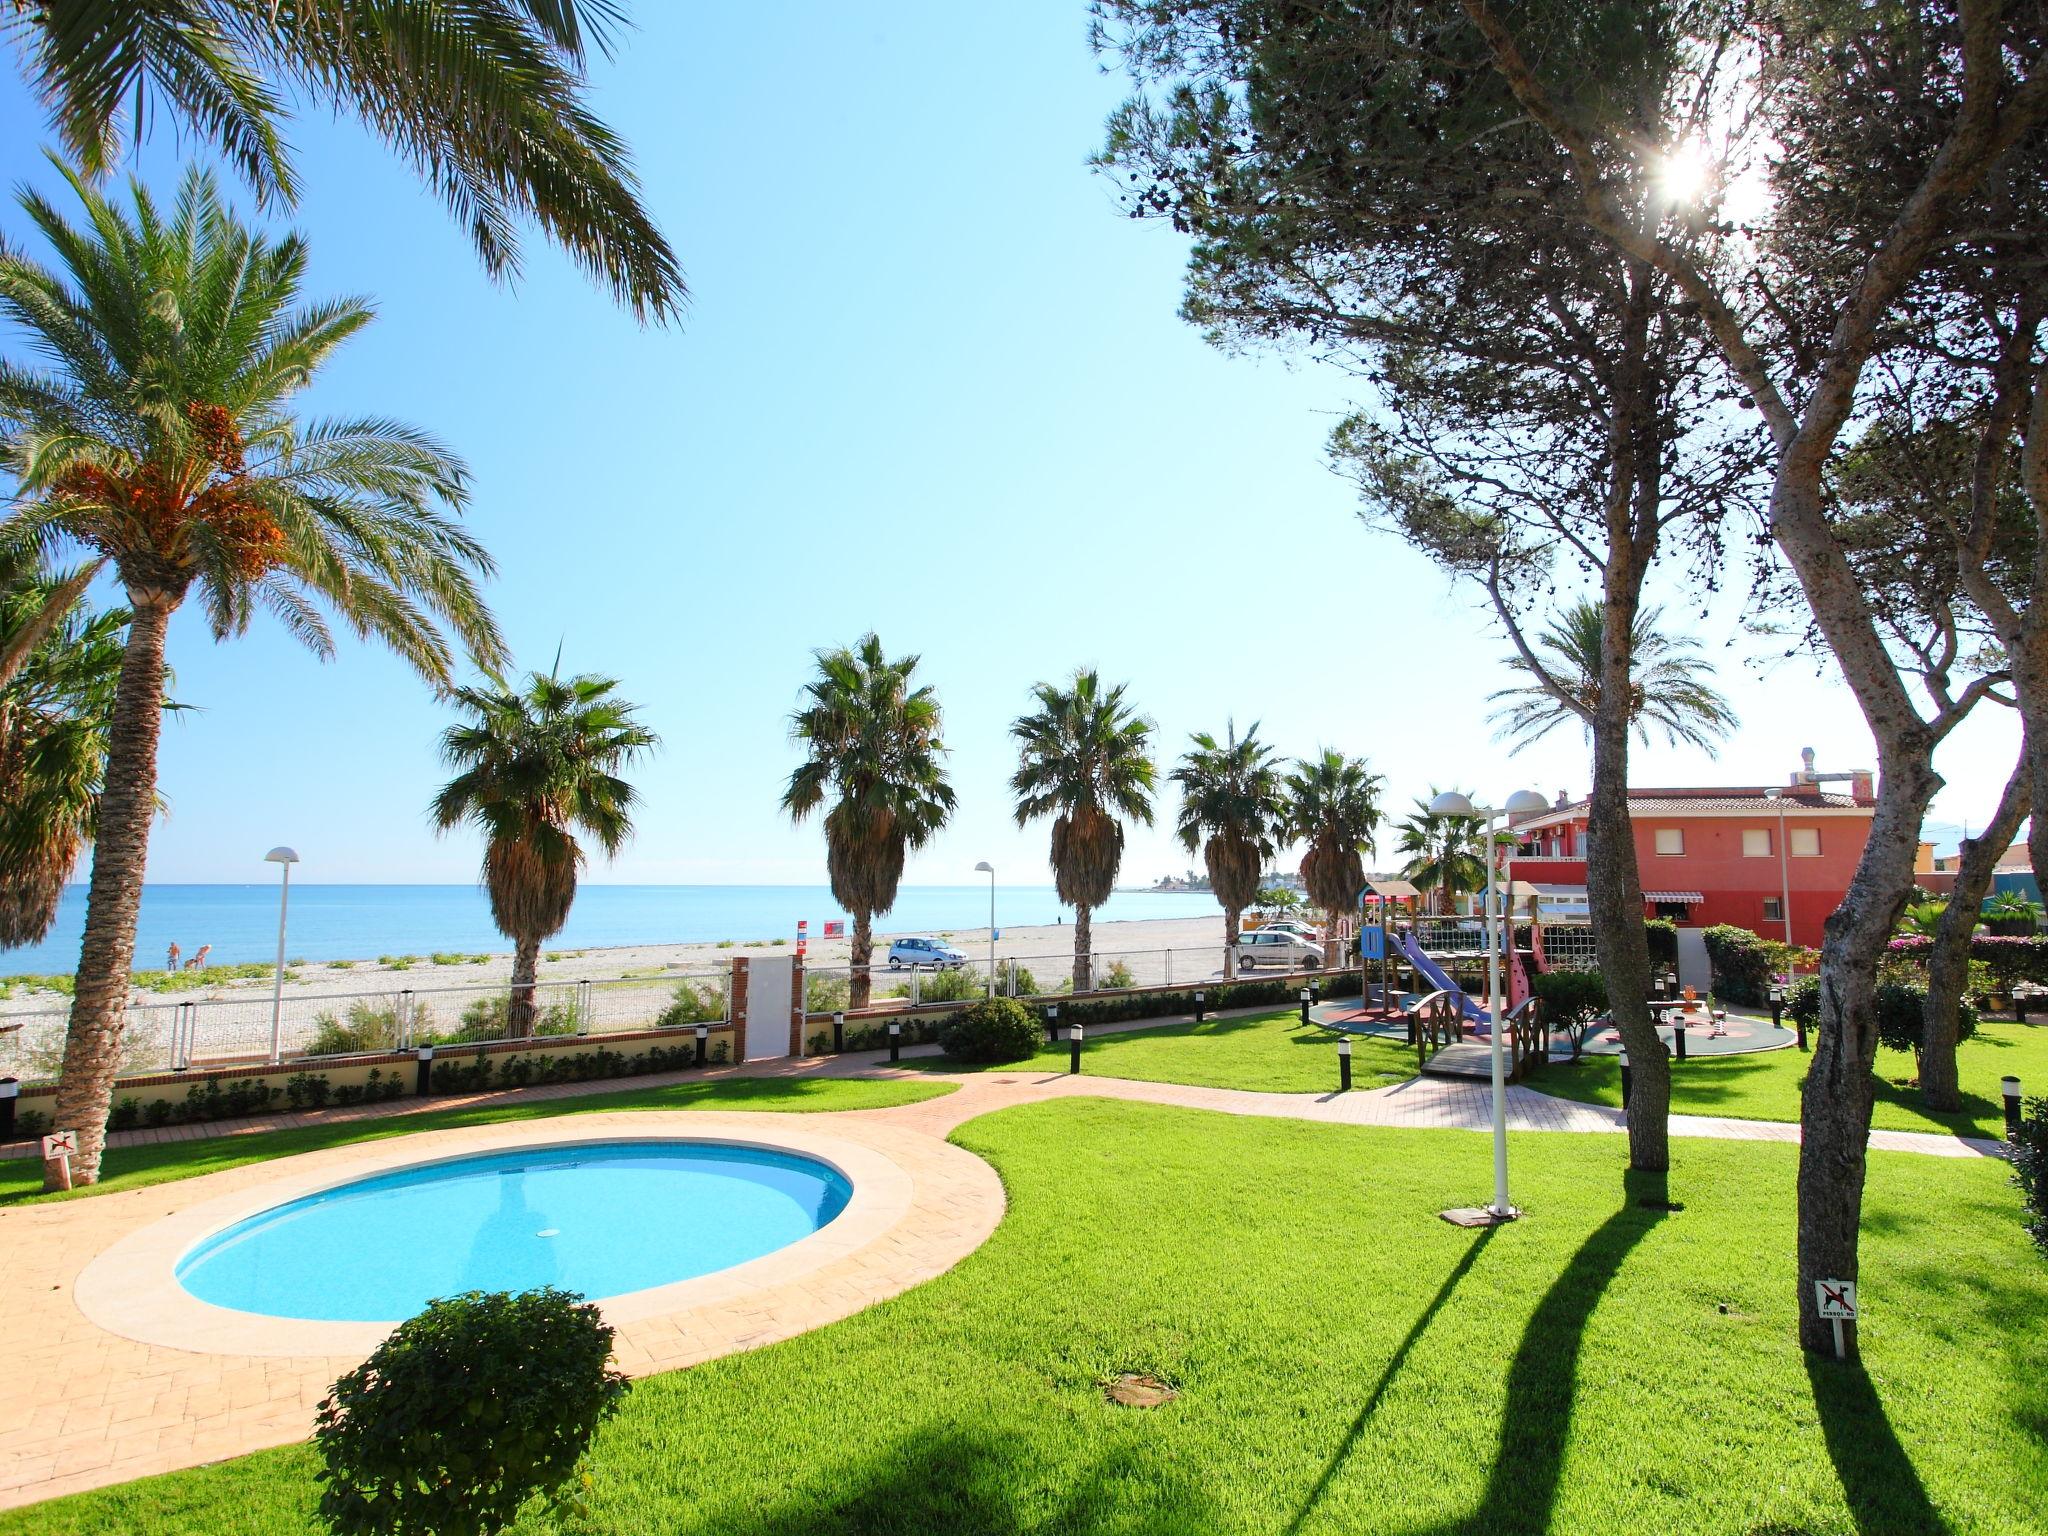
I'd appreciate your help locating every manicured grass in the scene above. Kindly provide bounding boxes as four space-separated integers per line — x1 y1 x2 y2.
11 1099 2043 1534
0 1076 952 1208
905 1007 1419 1093
1532 1020 2048 1140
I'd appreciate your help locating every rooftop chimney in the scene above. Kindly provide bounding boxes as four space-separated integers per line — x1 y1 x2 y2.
1851 769 1875 806
1794 746 1818 786
1555 788 1570 810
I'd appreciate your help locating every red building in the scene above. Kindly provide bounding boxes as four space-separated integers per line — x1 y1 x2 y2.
1505 765 1876 950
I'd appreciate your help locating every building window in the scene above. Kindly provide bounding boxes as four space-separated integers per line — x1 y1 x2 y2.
1654 827 1684 855
1762 897 1784 922
1743 828 1772 858
1790 827 1821 857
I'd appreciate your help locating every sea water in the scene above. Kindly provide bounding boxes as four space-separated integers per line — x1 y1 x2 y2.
5 884 1222 973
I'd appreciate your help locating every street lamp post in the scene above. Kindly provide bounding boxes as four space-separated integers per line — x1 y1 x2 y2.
974 861 996 998
1766 788 1795 945
1429 789 1548 1220
264 846 300 1065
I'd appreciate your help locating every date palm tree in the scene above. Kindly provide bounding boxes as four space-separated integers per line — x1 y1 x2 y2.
431 669 656 1036
0 552 127 948
1488 599 1737 753
1170 721 1284 977
1282 749 1384 965
782 634 955 1011
4 1 683 320
1011 670 1156 992
1 165 504 1187
1396 791 1488 915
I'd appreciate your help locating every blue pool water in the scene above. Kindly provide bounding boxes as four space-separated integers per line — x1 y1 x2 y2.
175 1141 852 1322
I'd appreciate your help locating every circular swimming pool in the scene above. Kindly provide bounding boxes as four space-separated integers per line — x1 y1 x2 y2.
174 1140 853 1322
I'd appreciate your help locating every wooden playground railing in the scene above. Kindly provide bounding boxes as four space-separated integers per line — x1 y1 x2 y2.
1407 990 1463 1071
1502 997 1549 1082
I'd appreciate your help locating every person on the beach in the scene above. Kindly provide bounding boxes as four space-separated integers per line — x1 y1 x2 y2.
188 944 211 971
167 941 181 972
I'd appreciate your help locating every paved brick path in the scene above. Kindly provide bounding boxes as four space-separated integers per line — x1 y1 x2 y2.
0 1007 2006 1512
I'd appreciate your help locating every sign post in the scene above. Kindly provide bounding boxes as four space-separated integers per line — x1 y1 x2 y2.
1815 1279 1858 1360
41 1129 78 1192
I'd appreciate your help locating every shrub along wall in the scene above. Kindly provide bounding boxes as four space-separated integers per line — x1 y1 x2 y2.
4 1024 741 1146
1885 935 2048 992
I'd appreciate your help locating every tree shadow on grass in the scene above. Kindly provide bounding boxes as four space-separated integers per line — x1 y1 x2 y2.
709 1425 1222 1536
1805 1355 1950 1536
1283 1228 1497 1534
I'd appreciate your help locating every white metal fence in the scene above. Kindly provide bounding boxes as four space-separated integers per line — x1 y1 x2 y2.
0 970 731 1083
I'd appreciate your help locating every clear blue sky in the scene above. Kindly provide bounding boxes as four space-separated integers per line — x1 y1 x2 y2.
0 3 2021 886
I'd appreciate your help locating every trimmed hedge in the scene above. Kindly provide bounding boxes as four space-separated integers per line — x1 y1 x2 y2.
1786 977 1976 1056
1702 925 1776 1005
1886 935 2048 991
938 997 1041 1063
2012 1096 2048 1258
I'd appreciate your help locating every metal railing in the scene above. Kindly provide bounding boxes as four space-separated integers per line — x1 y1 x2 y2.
799 943 1324 1016
0 970 732 1083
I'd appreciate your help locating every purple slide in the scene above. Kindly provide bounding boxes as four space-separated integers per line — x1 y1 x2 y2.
1393 929 1492 1029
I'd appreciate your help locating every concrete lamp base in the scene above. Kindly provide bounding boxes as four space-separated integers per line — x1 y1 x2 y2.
1439 1206 1522 1228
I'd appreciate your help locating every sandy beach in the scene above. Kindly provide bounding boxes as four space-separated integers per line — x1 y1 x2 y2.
0 911 1244 1021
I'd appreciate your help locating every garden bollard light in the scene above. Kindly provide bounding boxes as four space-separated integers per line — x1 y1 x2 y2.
1045 1004 1060 1045
1194 989 1206 1023
889 1021 901 1063
1338 1036 1353 1092
1300 988 1312 1025
414 1045 434 1097
1769 984 1786 1033
1310 977 1322 1005
2006 1077 2024 1138
0 1077 15 1142
1795 1010 1808 1053
1618 1046 1632 1119
2019 993 2032 1024
694 1024 709 1068
1673 1022 1688 1063
832 1011 845 1054
1070 1023 1084 1075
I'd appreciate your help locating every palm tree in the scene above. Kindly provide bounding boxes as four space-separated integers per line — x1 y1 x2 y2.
1396 791 1487 915
5 2 683 320
0 166 504 1187
431 670 656 1036
0 552 127 948
782 635 955 1011
1487 599 1738 753
1011 670 1156 992
1170 722 1284 977
1282 750 1385 965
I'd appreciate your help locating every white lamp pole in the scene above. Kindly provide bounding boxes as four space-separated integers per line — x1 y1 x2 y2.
1767 788 1794 945
974 861 996 998
1430 789 1547 1219
264 846 300 1064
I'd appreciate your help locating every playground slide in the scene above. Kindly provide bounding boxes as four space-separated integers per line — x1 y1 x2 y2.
1393 929 1492 1027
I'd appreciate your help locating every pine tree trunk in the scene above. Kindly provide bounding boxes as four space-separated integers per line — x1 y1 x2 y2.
507 934 542 1038
1587 699 1667 1173
1073 905 1093 992
52 597 174 1188
1797 752 1940 1355
849 910 873 1011
1222 905 1240 979
1922 755 2028 1110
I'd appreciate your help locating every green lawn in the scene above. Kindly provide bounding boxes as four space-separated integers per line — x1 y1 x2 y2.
905 1007 1419 1093
11 1099 2043 1534
1531 1020 2048 1140
0 1076 951 1208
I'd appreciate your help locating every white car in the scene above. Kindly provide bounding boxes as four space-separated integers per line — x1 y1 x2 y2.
1251 919 1323 944
1236 929 1323 970
887 936 967 970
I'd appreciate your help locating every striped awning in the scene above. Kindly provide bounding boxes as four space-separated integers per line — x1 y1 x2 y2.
1643 890 1704 903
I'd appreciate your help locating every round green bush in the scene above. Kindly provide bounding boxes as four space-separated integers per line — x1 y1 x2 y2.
314 1288 628 1535
1786 976 1976 1055
937 996 1042 1063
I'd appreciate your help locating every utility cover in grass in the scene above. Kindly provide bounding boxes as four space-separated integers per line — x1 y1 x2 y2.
1105 1373 1178 1407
